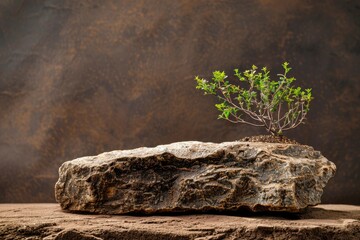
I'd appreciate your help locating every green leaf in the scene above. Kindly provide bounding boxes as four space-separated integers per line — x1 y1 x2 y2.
223 109 231 119
215 102 226 111
212 71 227 83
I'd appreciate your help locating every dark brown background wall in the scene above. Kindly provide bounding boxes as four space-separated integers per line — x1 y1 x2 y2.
0 0 359 204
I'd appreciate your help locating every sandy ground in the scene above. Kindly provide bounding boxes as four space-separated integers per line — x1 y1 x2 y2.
0 204 359 239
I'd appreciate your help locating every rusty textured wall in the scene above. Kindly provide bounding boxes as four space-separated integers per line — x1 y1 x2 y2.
0 0 359 204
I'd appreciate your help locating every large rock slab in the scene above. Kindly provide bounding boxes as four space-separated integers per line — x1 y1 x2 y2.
0 204 359 240
55 141 336 214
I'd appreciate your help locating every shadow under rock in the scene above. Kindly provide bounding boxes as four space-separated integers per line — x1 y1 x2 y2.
123 207 307 220
126 206 360 221
61 206 360 221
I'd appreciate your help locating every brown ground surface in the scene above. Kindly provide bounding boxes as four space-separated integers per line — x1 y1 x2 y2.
0 204 359 239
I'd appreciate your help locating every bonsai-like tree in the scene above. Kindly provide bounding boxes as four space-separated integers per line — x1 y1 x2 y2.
195 62 313 137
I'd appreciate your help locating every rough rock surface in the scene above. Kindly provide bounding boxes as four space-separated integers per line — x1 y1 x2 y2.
0 204 359 240
55 141 336 214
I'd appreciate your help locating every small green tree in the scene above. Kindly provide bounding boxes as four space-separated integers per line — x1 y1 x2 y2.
195 62 313 137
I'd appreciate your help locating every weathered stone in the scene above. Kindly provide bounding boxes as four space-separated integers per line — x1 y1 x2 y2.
1 204 359 240
55 141 336 214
